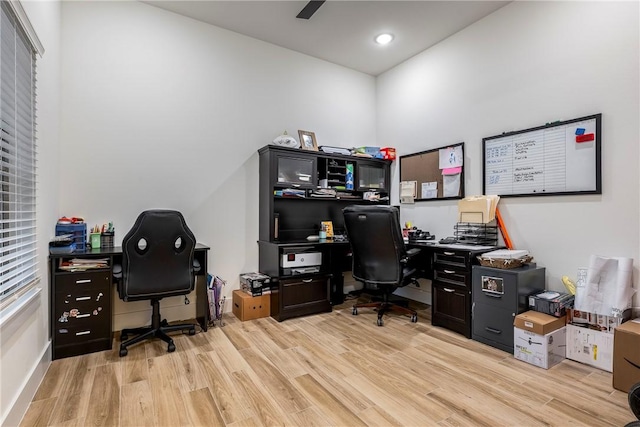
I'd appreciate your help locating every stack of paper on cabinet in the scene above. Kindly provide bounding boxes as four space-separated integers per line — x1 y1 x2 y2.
482 249 529 259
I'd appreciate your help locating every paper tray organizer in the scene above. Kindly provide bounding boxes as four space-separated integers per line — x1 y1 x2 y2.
454 222 498 246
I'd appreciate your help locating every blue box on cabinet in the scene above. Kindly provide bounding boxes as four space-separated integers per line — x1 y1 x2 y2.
55 223 87 250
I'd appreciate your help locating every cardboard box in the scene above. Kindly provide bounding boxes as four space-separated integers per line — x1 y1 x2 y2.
239 272 271 290
514 326 566 369
567 308 631 334
232 289 270 321
529 291 574 317
613 320 640 392
566 324 614 372
514 311 566 335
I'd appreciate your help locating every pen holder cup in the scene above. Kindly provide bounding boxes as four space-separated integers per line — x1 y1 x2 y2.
100 232 114 248
90 233 101 249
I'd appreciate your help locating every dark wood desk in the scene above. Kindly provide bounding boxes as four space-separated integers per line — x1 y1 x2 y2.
260 237 497 336
407 241 499 338
48 244 210 360
259 239 350 321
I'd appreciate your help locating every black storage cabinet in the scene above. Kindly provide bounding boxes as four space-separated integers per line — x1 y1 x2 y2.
471 264 545 353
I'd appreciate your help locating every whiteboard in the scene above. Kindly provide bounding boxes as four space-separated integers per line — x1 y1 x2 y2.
483 114 601 197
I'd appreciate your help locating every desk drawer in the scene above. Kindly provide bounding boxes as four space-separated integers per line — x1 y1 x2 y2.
55 270 111 293
433 266 467 287
433 250 468 269
472 273 517 310
54 289 110 326
472 302 515 351
54 320 110 346
271 275 332 321
281 276 329 308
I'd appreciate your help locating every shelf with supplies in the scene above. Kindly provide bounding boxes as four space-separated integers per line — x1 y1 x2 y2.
259 145 392 243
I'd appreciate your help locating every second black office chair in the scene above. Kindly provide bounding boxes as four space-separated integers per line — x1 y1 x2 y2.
116 210 198 357
343 205 420 326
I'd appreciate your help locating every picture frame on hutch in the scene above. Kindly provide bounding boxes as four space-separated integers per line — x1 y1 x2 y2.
298 130 318 151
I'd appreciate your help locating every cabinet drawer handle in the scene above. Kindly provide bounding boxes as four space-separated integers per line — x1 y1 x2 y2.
75 279 91 284
443 288 455 293
75 330 91 336
443 252 455 256
485 327 502 335
291 184 300 187
443 269 455 274
302 278 313 283
75 296 91 301
76 313 90 318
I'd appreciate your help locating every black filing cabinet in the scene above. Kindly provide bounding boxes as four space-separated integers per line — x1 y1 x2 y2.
472 264 545 353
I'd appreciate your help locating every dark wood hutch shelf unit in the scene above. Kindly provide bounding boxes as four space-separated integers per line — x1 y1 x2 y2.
258 145 392 320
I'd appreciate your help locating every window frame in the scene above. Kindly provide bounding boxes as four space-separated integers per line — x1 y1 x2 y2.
0 0 43 324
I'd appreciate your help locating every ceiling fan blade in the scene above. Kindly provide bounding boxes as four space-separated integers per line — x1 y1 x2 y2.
296 1 325 20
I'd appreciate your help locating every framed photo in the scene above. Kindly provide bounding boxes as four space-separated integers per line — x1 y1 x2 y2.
481 275 504 295
298 130 318 151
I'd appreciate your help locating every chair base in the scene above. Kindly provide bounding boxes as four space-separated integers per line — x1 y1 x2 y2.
352 300 418 326
119 299 196 357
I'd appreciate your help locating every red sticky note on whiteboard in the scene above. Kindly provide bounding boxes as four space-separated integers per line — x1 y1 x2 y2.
576 133 594 143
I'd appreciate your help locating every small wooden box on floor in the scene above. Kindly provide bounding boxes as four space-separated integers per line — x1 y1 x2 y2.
232 289 270 321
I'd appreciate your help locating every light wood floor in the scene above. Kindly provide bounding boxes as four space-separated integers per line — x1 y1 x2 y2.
20 298 633 426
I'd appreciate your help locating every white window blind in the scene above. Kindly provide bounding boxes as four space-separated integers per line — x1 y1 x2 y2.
0 1 39 312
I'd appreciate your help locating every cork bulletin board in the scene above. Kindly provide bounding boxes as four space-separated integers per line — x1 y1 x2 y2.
399 142 465 202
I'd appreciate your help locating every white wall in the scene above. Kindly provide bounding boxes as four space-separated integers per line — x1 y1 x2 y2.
378 1 640 308
0 1 61 425
59 1 376 330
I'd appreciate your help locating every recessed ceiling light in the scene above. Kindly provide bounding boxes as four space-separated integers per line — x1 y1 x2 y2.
375 33 394 45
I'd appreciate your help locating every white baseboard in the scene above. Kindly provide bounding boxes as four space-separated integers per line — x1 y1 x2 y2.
2 341 51 427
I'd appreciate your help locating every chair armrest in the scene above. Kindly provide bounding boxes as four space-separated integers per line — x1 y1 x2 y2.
402 247 421 263
406 248 421 258
112 264 122 280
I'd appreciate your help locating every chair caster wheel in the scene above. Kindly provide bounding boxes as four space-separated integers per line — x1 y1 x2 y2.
411 314 418 323
161 319 169 327
377 318 384 327
120 334 128 341
119 347 128 357
352 307 358 315
189 328 196 336
168 341 176 353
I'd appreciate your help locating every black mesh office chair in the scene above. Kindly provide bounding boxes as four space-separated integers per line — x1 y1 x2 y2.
116 210 197 357
627 382 640 427
343 205 420 326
